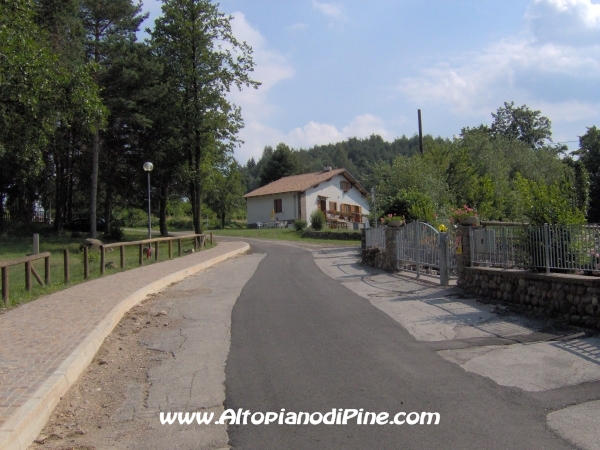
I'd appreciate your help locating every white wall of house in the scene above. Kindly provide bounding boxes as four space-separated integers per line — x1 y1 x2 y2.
304 174 370 225
246 192 298 224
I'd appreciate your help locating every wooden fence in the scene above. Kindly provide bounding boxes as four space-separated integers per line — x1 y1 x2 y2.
0 234 208 306
0 253 51 306
99 234 207 275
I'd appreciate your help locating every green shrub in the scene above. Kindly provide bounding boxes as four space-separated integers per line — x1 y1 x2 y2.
104 226 123 242
79 248 100 264
167 218 193 230
294 219 307 231
309 210 326 230
384 189 436 224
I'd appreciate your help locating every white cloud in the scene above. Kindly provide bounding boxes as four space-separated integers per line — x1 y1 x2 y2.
531 0 600 27
312 1 347 21
526 0 600 44
399 38 600 116
534 100 600 122
226 12 294 131
226 12 393 163
398 0 600 125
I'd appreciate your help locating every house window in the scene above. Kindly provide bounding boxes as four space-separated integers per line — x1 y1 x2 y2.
341 203 352 213
329 201 337 212
340 180 351 192
274 199 283 213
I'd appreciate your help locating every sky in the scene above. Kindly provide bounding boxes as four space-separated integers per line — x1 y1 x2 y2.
140 0 600 164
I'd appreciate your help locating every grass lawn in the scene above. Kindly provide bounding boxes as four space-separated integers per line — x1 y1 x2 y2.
210 227 362 246
0 228 214 309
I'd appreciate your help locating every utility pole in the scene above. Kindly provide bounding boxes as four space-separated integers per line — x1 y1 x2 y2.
418 109 424 155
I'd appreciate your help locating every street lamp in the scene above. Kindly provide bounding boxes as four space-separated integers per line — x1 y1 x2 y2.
143 162 154 244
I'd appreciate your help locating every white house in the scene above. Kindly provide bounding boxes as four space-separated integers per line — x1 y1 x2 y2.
244 167 370 226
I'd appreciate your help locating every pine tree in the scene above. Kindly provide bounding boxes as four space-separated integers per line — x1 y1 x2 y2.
80 0 147 237
151 0 259 233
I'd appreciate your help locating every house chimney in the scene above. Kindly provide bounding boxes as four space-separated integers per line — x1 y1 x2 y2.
324 165 332 172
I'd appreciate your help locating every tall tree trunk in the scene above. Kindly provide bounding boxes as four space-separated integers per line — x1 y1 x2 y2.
67 141 74 223
90 127 100 237
0 192 4 234
103 181 112 236
159 184 168 236
90 26 101 238
54 158 63 232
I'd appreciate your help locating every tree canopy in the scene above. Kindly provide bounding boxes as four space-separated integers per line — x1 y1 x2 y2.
490 101 553 148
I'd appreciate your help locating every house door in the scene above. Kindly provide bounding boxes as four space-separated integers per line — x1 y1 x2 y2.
319 199 326 214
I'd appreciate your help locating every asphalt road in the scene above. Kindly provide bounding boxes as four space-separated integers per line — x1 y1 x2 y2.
225 241 575 449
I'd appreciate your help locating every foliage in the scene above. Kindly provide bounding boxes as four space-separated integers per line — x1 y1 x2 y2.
382 214 404 225
205 162 246 229
294 219 307 231
490 101 553 148
151 0 259 233
381 189 437 224
104 224 124 241
370 115 584 226
513 173 586 225
259 143 300 186
575 126 600 222
0 0 105 233
309 210 326 231
240 134 430 194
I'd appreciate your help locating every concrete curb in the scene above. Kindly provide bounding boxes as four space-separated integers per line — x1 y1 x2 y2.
0 243 250 450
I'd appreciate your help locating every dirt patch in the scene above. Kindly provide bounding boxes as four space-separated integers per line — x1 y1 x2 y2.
29 292 180 450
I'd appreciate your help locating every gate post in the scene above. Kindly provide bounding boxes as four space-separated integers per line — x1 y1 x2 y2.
439 232 449 286
384 227 398 272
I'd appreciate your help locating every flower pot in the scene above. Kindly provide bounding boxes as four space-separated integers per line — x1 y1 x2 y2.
459 216 479 226
388 220 404 227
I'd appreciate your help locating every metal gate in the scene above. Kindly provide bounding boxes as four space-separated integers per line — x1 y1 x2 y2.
395 221 456 285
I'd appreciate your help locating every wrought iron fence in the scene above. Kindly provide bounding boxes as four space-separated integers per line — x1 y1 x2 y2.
365 227 386 249
395 221 456 282
396 221 439 272
470 223 600 274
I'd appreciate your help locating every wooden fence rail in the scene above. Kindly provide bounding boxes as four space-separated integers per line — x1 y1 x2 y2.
99 234 206 275
0 252 51 306
0 234 207 306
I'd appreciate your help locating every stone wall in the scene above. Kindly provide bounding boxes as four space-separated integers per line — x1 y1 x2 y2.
461 268 600 328
361 226 399 272
458 224 600 328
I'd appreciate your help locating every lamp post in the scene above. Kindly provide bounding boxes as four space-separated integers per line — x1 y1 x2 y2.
143 162 154 244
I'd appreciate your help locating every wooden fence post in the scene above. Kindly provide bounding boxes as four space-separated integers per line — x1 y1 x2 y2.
168 240 173 260
210 232 213 245
2 267 8 306
178 239 181 257
25 260 32 292
100 246 105 275
154 241 159 261
45 255 50 285
84 247 89 279
120 245 125 269
64 249 70 284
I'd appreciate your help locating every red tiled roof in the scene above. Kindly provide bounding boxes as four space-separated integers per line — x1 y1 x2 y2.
244 169 367 198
